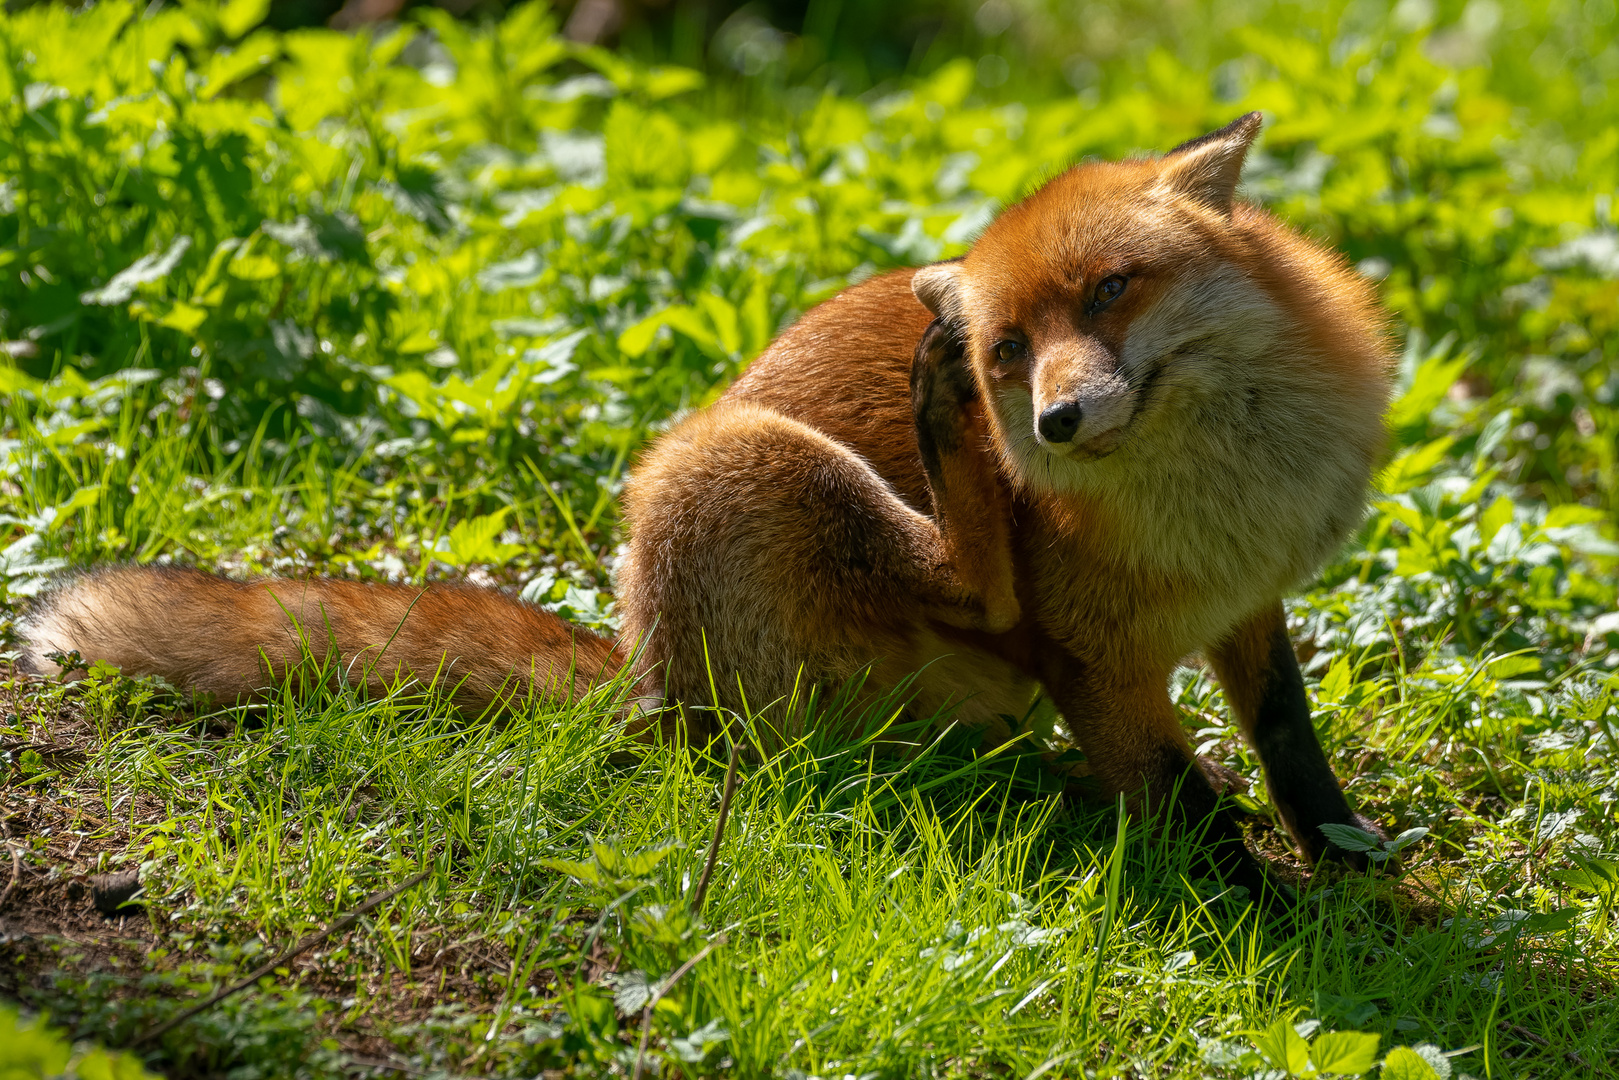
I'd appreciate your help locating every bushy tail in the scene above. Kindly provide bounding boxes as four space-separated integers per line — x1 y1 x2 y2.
18 566 627 713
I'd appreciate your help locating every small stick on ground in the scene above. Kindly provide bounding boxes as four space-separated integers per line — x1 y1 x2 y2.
630 939 720 1080
689 733 741 920
41 794 112 830
624 729 738 1080
0 815 22 911
130 867 434 1048
1498 1022 1599 1074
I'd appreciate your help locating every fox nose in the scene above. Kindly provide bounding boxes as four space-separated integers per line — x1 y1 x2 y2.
1038 401 1083 443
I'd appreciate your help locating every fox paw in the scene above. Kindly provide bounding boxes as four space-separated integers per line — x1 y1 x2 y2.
911 318 977 474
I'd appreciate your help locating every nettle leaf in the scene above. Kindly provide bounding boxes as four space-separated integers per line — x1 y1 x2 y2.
613 840 682 878
538 856 602 886
1388 348 1468 434
1379 438 1457 495
477 252 546 292
441 509 524 567
668 1018 729 1063
1536 809 1581 842
218 0 271 40
1384 827 1429 855
627 902 695 946
1318 655 1353 702
262 213 368 264
608 969 654 1015
1557 861 1619 896
386 163 451 232
1319 823 1383 855
80 236 193 305
522 330 589 385
1316 992 1382 1029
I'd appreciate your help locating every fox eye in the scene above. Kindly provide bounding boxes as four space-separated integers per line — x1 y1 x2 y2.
995 340 1025 363
1092 275 1128 308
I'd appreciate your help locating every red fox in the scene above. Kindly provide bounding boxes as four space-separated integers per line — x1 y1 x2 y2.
20 114 1390 895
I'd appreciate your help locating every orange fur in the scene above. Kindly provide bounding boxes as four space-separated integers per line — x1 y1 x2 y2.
22 566 621 713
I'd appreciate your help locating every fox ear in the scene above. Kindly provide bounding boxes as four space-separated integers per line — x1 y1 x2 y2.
1158 111 1263 213
912 261 963 319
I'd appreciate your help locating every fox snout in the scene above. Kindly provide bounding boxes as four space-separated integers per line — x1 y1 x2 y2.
1032 349 1136 457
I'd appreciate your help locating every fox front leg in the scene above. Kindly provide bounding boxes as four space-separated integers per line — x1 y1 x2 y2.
1207 601 1385 868
1045 661 1286 906
909 318 1020 634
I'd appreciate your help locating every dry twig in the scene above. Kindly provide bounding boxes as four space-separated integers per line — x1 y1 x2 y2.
130 867 433 1047
630 939 721 1080
689 734 741 919
0 818 22 911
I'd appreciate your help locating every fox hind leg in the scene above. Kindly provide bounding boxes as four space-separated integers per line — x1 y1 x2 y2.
618 320 1021 747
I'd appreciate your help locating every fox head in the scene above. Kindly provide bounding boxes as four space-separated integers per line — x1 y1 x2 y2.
911 113 1390 525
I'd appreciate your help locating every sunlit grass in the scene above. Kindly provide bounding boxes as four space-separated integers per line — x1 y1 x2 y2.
3 0 1618 1076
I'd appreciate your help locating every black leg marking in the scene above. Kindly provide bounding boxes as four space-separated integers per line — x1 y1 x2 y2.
1249 623 1381 866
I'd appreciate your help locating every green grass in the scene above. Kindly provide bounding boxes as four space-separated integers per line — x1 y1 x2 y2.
2 1 1618 1077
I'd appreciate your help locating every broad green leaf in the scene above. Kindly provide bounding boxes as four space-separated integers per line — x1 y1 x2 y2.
1556 858 1619 894
619 840 682 877
198 28 278 97
664 305 723 358
1318 656 1353 703
1544 504 1607 528
610 969 654 1014
0 367 40 395
669 1017 730 1063
262 213 367 264
1388 350 1469 433
442 509 523 567
641 65 704 100
1384 827 1429 854
1252 1016 1313 1075
919 56 975 106
1477 495 1514 547
1309 1031 1381 1074
477 252 546 292
697 293 743 356
1488 654 1542 679
227 253 281 281
538 857 602 886
217 0 270 39
48 486 103 531
1379 1046 1443 1080
384 371 445 425
1379 438 1456 494
617 311 670 358
156 302 208 334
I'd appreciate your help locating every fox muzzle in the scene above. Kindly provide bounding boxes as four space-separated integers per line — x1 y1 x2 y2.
1038 401 1083 443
